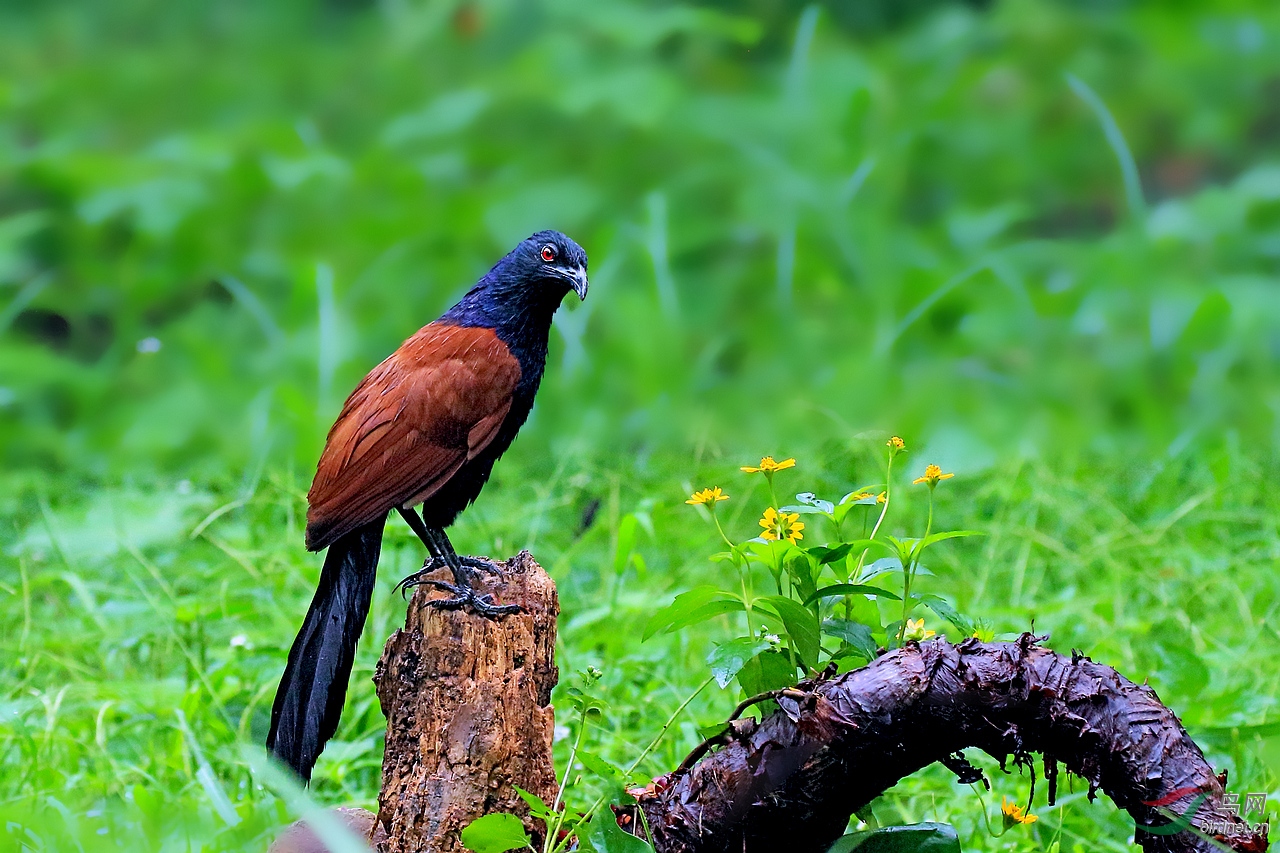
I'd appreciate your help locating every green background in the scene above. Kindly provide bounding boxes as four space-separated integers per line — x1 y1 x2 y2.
2 0 1278 850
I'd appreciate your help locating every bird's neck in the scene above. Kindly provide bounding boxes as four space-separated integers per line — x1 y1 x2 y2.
440 279 561 382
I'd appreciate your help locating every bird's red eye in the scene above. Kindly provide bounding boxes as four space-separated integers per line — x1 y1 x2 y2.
540 245 556 262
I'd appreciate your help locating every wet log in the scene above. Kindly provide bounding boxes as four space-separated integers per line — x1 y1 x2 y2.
373 550 559 853
633 634 1268 853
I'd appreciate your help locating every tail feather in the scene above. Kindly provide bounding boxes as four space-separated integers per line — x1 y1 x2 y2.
267 516 385 782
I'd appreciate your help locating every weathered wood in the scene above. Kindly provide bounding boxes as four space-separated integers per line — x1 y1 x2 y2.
373 551 559 853
633 635 1269 853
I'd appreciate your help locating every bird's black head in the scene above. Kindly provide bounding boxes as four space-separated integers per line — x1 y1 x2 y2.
442 230 589 345
505 229 589 303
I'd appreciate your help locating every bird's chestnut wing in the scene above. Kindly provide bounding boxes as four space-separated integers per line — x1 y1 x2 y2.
304 324 521 551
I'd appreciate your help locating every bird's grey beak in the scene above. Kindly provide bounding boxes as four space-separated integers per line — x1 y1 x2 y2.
570 267 589 301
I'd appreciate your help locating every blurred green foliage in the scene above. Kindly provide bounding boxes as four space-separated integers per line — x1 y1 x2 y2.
4 0 1280 489
2 0 1280 850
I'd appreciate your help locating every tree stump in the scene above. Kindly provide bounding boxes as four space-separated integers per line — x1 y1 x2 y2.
373 551 559 853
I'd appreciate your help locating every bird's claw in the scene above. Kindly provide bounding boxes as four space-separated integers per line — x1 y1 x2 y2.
422 587 522 618
393 568 438 599
394 555 504 599
463 556 506 577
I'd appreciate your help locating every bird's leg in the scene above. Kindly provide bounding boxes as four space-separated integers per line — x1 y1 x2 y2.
392 509 518 616
424 527 520 618
391 520 455 599
392 507 451 598
396 506 505 577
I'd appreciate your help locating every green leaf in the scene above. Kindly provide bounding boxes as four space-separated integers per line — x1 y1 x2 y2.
806 542 854 565
461 813 532 853
918 530 983 548
666 600 745 636
781 504 833 516
841 593 883 632
827 822 961 853
643 587 744 640
613 514 638 575
746 538 805 560
784 550 820 605
919 596 974 636
806 539 879 566
564 686 608 716
512 786 555 824
757 595 821 670
822 618 878 660
576 751 628 783
858 556 904 581
736 649 798 695
790 492 835 514
707 636 774 688
885 536 918 564
576 751 633 802
839 486 882 505
696 721 729 740
805 583 901 605
586 809 654 853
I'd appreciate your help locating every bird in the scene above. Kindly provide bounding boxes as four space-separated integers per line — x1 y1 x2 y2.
267 230 588 782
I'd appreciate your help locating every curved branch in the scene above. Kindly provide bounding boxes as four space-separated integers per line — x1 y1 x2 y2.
635 636 1268 853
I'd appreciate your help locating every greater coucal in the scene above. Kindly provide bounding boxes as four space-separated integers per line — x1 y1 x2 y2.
267 230 588 782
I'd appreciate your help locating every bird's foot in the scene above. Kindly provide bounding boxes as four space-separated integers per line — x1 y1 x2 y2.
397 556 504 594
394 556 503 599
393 567 435 599
417 581 522 618
459 555 506 577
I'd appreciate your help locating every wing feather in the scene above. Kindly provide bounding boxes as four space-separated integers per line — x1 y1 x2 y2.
304 324 521 550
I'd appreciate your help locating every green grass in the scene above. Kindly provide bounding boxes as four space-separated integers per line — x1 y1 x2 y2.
5 450 1279 851
3 0 1280 850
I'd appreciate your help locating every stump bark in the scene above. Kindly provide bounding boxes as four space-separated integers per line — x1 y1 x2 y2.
373 550 559 853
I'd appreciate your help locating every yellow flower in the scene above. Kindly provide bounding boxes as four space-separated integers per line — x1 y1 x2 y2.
875 491 887 505
759 507 804 544
686 487 729 507
1001 797 1038 828
741 456 796 474
847 491 872 502
903 618 935 641
912 464 955 487
886 436 906 455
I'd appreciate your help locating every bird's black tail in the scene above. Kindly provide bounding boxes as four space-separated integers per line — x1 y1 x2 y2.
267 516 385 782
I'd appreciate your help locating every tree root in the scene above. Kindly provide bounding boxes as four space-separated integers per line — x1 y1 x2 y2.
632 635 1269 853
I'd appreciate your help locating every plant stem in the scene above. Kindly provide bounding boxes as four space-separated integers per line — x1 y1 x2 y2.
970 783 1002 837
550 676 714 853
624 675 714 775
546 704 590 853
712 512 753 635
852 455 895 581
899 489 934 641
